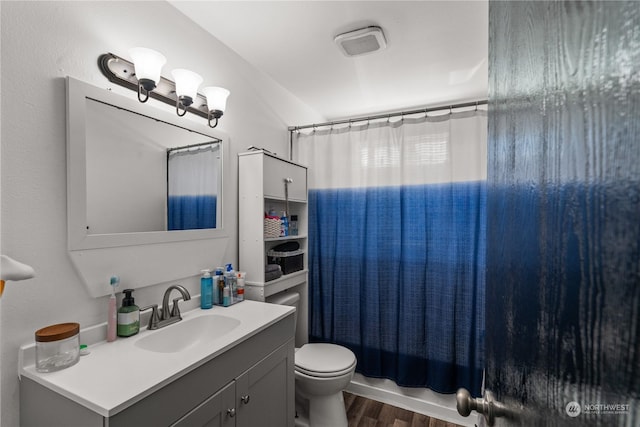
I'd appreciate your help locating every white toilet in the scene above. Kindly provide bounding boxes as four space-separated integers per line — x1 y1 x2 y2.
267 292 357 427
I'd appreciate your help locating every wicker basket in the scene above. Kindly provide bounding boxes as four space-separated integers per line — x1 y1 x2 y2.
264 218 281 238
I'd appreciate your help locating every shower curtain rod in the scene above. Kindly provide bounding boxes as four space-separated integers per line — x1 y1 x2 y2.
287 99 488 132
167 140 220 154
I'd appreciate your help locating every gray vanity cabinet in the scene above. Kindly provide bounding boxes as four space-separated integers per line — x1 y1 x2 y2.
172 381 235 427
21 313 295 427
172 342 294 427
235 342 292 427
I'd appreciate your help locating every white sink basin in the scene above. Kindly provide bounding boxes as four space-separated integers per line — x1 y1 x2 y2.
134 314 241 353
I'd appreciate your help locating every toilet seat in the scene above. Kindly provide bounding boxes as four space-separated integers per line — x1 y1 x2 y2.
295 343 357 378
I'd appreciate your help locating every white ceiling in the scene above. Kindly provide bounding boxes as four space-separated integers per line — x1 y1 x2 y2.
170 1 488 122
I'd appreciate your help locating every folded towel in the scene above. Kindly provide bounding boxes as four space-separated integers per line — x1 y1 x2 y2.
265 270 283 282
265 264 282 273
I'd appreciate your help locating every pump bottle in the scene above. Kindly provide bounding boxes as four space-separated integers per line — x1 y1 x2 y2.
201 269 213 309
225 264 236 305
117 289 140 337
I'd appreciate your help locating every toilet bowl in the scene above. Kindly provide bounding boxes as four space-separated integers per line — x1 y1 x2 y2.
294 343 356 427
266 292 357 427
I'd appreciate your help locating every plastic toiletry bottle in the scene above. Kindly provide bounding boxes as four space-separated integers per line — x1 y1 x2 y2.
117 289 140 337
225 263 237 303
290 215 299 236
222 285 230 307
216 267 225 305
236 271 245 302
107 276 119 342
201 269 213 309
213 268 223 305
280 212 289 237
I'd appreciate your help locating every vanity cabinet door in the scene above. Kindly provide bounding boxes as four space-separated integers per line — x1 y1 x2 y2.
171 380 236 427
236 341 295 427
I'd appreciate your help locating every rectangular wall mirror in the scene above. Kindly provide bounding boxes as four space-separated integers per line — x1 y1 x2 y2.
66 77 230 297
85 98 222 234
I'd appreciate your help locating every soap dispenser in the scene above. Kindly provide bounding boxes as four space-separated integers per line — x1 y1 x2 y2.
117 289 140 337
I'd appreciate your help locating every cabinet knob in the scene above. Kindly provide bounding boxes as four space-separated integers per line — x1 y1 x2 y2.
227 408 236 418
241 395 251 404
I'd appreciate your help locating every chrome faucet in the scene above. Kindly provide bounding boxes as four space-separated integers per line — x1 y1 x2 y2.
140 284 191 330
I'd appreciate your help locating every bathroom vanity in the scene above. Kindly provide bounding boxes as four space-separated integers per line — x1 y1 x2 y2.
19 301 295 427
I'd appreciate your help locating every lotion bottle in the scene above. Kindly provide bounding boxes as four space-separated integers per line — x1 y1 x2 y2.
117 289 140 337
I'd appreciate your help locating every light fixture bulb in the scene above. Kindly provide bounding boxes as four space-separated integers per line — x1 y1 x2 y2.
172 69 203 106
202 87 230 113
202 87 230 128
128 47 166 92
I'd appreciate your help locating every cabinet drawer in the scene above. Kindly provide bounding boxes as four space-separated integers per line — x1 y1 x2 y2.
263 156 307 202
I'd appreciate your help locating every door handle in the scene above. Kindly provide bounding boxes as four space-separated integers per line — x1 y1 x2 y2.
456 388 515 426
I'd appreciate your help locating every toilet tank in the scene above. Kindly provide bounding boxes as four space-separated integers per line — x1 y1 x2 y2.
266 291 300 332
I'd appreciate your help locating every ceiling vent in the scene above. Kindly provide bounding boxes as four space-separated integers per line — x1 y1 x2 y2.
334 26 387 57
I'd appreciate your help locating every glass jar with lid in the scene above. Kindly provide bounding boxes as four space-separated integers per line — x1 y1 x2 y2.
35 322 80 372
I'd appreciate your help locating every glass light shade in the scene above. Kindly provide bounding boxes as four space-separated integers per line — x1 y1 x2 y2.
171 69 203 101
202 87 230 112
128 47 166 84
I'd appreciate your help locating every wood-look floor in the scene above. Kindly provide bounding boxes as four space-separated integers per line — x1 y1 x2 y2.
344 392 465 427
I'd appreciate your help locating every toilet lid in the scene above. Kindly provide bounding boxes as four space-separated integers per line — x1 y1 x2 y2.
295 344 356 377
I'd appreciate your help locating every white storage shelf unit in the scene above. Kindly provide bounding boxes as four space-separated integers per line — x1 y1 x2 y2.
238 151 308 302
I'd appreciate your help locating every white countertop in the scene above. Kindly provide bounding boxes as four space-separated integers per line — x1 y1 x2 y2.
19 300 294 417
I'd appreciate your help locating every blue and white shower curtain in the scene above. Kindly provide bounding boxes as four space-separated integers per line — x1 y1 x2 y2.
167 144 219 230
295 111 486 396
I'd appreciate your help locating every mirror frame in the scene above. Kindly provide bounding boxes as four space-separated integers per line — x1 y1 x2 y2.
67 77 229 250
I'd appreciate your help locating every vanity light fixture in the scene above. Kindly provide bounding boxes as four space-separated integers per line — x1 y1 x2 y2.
128 47 166 103
202 87 230 128
98 50 230 125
